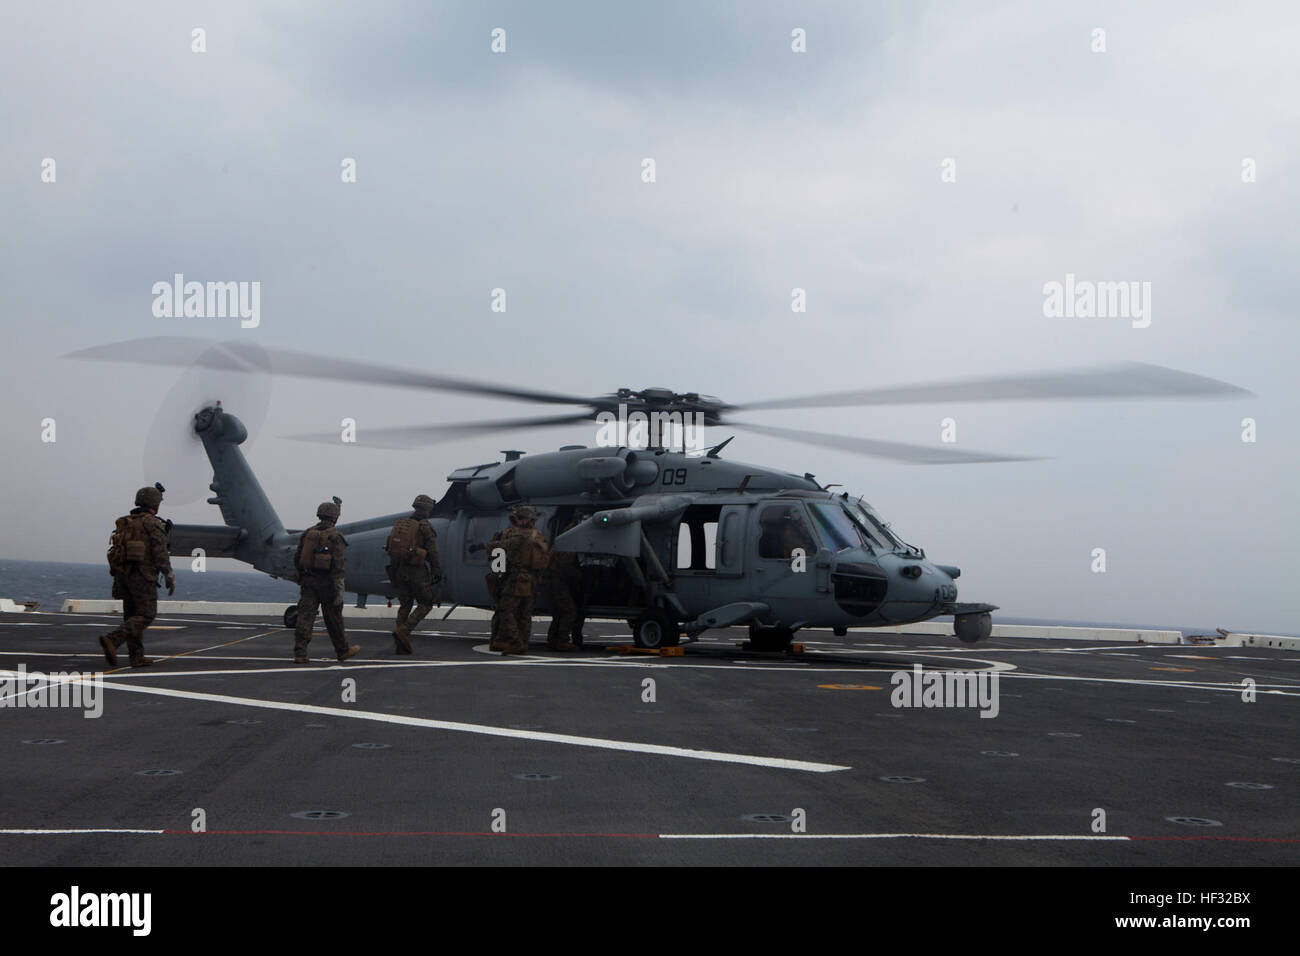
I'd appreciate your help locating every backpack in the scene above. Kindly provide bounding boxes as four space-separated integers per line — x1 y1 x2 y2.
386 517 427 566
107 514 150 576
300 527 337 573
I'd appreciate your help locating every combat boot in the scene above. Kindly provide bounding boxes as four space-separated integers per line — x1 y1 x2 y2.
550 641 578 652
337 645 361 662
294 653 309 664
98 634 119 667
393 626 413 655
130 656 153 668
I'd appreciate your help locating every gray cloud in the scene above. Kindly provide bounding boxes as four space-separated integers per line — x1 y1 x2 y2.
2 1 1296 631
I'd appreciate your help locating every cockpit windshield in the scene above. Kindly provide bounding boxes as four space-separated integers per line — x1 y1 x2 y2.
841 502 890 551
845 499 916 554
806 502 867 553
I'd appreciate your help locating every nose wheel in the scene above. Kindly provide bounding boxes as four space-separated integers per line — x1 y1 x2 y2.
283 605 299 629
631 610 681 649
954 611 992 643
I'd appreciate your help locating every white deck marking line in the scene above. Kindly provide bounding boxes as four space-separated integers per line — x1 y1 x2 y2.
876 645 1160 655
94 679 850 773
9 648 1294 691
0 648 1008 678
0 650 93 657
0 827 1128 842
115 658 1297 689
0 828 165 835
657 833 1133 841
110 661 474 679
999 672 1300 695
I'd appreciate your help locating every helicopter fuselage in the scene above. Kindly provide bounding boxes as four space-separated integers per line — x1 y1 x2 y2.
182 407 992 644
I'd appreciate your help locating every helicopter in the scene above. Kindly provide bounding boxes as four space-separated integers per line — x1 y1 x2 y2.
69 338 1250 651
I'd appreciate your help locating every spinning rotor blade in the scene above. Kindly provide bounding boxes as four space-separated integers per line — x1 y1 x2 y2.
729 362 1251 412
142 343 273 505
286 413 595 449
68 336 600 408
729 422 1041 465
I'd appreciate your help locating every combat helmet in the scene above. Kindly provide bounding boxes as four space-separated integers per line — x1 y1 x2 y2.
412 494 436 515
317 500 342 520
135 484 164 510
510 504 537 523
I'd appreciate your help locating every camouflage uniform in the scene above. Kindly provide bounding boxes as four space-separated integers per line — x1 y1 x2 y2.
293 501 360 663
99 486 174 668
491 506 549 654
387 494 443 654
546 512 588 651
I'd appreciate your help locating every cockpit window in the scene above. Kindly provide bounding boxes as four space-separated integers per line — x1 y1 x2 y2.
757 503 817 559
843 502 890 550
806 502 862 553
847 500 919 555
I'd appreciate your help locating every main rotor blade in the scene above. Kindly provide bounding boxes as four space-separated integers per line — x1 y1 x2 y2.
730 362 1251 412
729 422 1040 465
286 412 595 449
67 336 600 408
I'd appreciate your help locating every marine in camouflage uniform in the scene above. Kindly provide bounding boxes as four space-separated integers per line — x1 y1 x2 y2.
293 500 361 664
490 505 549 655
98 486 175 668
545 510 590 651
386 494 443 654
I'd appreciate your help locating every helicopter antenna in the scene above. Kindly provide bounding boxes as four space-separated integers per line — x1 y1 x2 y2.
706 436 734 458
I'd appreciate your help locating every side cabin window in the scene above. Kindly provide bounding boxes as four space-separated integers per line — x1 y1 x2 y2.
676 504 720 571
757 503 817 560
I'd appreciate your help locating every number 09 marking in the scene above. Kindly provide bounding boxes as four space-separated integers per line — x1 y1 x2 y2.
662 468 688 486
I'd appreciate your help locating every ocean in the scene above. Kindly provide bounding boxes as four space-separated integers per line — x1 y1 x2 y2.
0 559 1284 637
0 559 300 608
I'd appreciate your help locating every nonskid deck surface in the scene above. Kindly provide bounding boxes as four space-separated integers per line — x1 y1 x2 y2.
1 610 1296 866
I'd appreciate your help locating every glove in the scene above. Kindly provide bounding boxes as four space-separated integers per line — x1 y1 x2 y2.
165 573 176 596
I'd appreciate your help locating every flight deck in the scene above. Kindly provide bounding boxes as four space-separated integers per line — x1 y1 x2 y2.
2 608 1296 867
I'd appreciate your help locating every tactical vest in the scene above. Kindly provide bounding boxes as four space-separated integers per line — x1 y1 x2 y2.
300 527 338 573
386 517 428 567
107 514 151 576
502 528 547 597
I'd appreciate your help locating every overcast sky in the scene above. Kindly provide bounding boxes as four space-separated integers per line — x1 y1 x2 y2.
2 1 1296 632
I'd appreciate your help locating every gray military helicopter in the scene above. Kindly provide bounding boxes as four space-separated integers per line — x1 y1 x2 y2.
71 338 1249 650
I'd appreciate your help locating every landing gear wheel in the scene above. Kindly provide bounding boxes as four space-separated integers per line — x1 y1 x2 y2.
954 611 992 644
283 605 299 629
632 611 681 649
748 626 794 652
